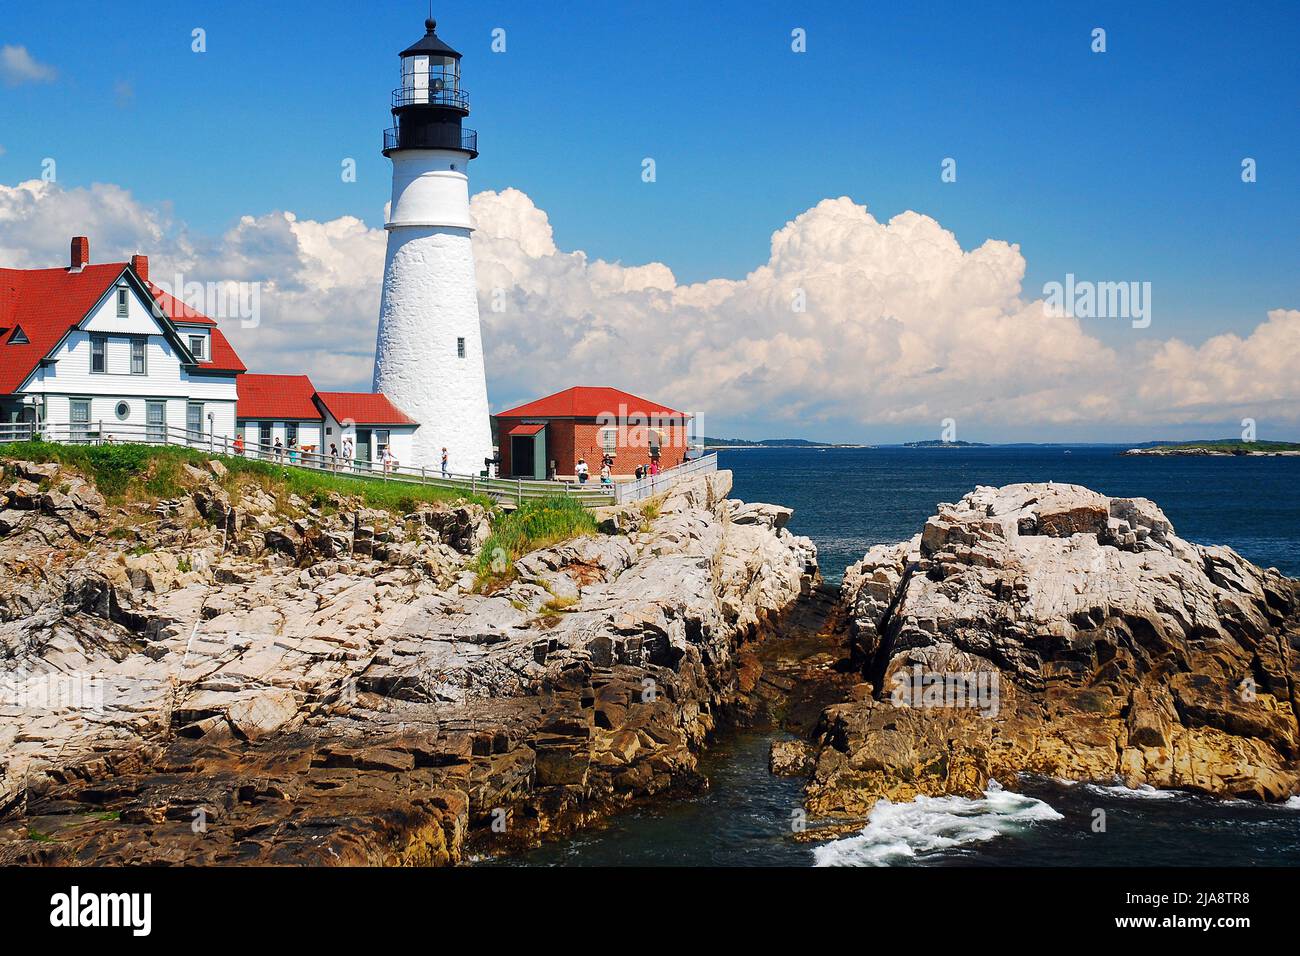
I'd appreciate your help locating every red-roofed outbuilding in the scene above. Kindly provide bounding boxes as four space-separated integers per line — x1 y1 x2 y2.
494 386 693 479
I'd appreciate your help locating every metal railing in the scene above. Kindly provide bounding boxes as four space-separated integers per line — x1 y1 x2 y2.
0 420 614 507
383 126 478 154
391 83 469 111
0 421 718 510
613 453 718 504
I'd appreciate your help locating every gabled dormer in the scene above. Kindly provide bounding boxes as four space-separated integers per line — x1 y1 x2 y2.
5 325 29 345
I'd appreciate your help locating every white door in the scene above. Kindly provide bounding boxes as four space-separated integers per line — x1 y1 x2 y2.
146 401 166 444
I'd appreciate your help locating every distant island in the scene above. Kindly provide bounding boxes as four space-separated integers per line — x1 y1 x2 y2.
701 437 867 449
902 439 989 448
1123 439 1300 457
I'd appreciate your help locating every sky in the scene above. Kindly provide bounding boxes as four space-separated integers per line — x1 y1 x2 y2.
1 0 1298 442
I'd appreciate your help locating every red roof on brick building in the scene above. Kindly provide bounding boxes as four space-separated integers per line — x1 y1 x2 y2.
495 386 689 420
315 391 417 426
237 374 322 420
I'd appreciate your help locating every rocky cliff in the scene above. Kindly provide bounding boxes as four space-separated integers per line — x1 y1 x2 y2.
802 483 1300 819
0 458 817 864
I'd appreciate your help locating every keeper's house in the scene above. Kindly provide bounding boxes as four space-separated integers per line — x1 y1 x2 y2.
494 386 693 479
1 238 245 440
2 238 420 469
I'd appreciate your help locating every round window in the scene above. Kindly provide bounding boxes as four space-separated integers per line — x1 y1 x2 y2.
115 401 130 420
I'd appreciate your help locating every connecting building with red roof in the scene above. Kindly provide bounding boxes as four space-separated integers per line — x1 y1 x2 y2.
493 386 694 480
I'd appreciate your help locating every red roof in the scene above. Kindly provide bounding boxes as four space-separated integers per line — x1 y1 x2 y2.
315 391 417 426
495 386 690 420
506 422 546 436
0 261 246 394
1 263 125 394
148 284 215 325
237 374 321 420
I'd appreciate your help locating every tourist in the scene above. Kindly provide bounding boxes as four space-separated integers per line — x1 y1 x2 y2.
382 447 397 476
233 434 244 457
273 438 284 464
635 464 644 480
328 442 339 471
343 437 354 470
649 458 660 477
548 459 558 481
576 458 589 484
600 462 612 485
288 440 299 465
441 447 449 478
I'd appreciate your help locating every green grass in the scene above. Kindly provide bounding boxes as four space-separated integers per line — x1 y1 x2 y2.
0 440 492 514
474 495 598 589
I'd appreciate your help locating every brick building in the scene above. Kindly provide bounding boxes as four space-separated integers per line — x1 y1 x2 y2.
494 386 692 479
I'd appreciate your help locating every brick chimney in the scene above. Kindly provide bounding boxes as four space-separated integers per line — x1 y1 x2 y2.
70 236 90 271
130 254 149 283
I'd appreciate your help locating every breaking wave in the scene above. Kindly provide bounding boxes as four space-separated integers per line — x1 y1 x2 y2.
812 780 1063 867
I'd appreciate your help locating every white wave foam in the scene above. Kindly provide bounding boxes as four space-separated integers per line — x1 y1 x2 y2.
1083 782 1182 800
1283 796 1300 810
812 780 1062 867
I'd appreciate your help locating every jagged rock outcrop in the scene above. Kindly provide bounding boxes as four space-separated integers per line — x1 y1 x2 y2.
0 459 817 864
805 483 1300 816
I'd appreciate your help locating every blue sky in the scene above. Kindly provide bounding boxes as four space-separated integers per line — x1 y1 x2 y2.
2 1 1298 440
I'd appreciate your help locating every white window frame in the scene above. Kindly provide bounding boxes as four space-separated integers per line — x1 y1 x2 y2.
188 334 206 360
116 287 129 317
457 337 466 358
70 398 91 441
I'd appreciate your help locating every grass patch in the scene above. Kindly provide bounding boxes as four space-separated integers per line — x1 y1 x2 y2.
26 828 54 843
474 496 597 590
0 440 491 515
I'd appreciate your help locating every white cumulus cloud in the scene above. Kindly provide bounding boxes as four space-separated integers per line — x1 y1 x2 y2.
1 178 1297 439
1 45 58 86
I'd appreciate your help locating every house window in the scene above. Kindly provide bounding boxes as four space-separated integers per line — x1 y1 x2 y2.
286 421 299 448
457 337 466 358
116 288 129 317
599 427 618 456
376 429 391 459
259 422 273 458
131 337 147 375
187 403 204 442
188 335 205 360
70 399 91 442
90 335 107 373
114 401 130 421
7 326 28 345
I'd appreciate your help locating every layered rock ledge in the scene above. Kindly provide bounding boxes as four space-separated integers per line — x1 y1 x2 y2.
0 458 817 864
804 483 1300 817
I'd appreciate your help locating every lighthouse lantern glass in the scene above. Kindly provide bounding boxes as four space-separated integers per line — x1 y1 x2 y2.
402 54 460 106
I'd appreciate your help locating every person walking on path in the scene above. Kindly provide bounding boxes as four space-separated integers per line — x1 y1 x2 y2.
576 458 589 484
441 447 449 478
329 443 339 472
600 462 612 485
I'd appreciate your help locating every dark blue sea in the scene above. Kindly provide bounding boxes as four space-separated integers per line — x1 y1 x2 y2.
495 446 1300 867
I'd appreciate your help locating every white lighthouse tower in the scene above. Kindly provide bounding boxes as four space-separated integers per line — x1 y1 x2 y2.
373 17 492 473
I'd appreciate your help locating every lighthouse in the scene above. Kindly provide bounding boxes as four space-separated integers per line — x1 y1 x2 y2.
372 17 492 473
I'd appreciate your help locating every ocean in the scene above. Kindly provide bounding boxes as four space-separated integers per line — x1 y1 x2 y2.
495 446 1300 867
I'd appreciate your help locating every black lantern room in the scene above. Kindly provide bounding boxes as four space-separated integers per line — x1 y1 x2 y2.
383 18 478 157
